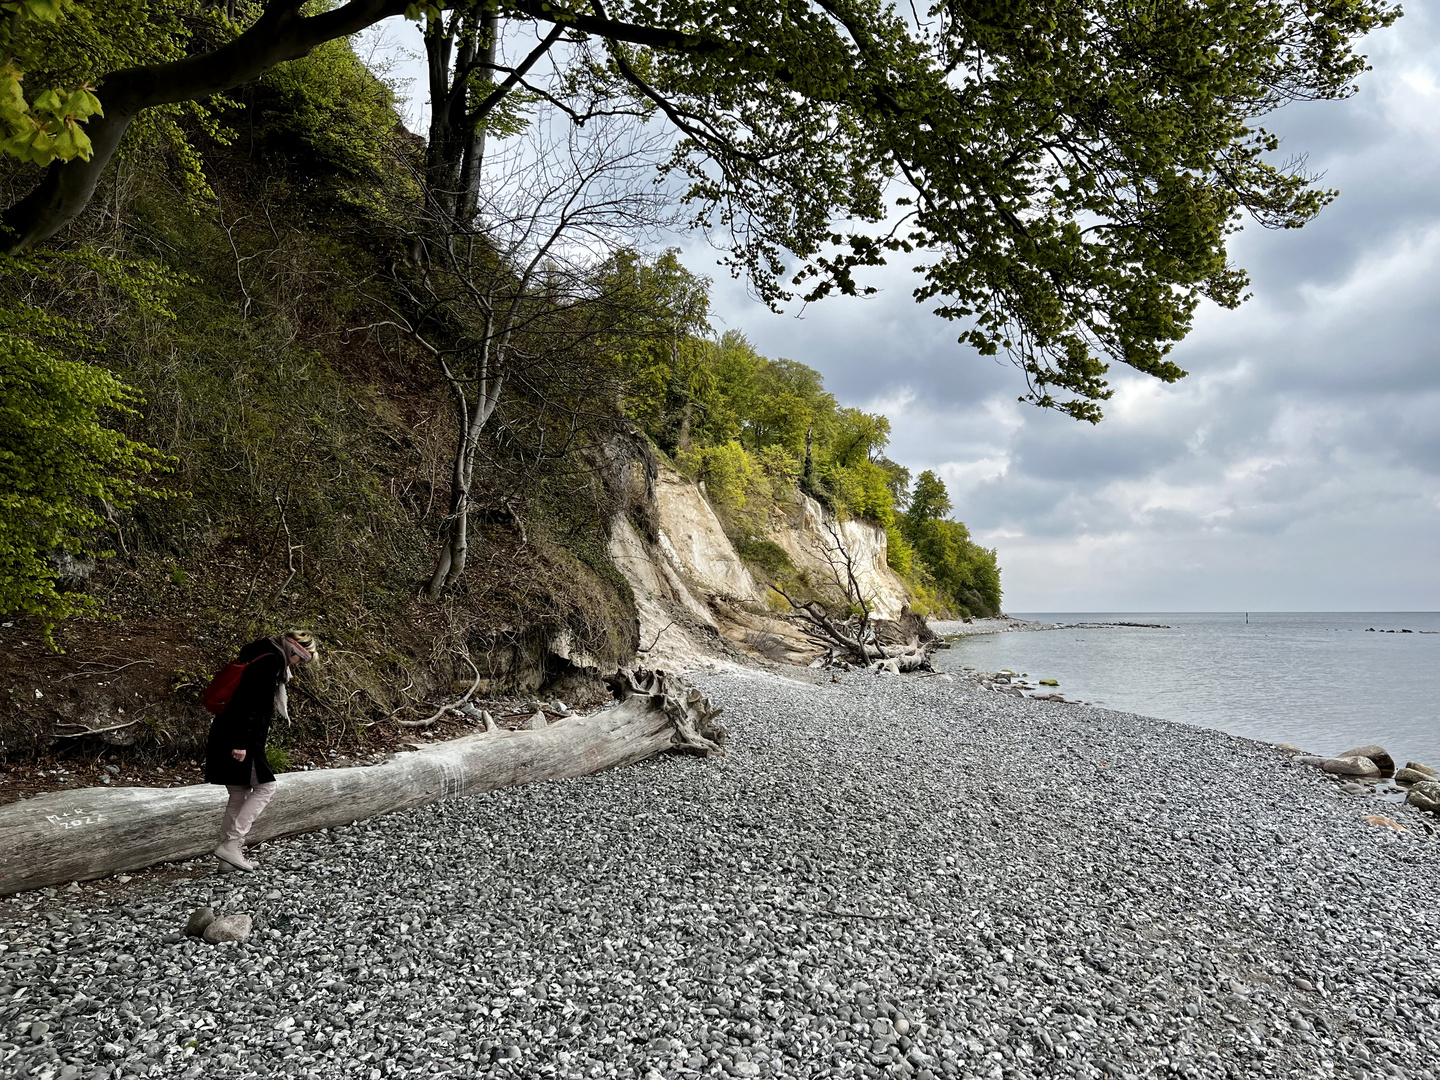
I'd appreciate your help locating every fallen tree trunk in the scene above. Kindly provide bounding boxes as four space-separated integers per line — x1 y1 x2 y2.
0 669 723 897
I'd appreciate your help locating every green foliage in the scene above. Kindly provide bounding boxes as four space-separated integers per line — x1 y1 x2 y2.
550 0 1400 420
0 0 100 165
253 37 413 212
265 744 292 773
0 261 172 636
0 0 1401 421
818 458 895 526
899 472 1002 617
678 440 755 512
1 0 224 210
907 470 953 527
751 444 798 499
735 538 793 577
599 248 712 446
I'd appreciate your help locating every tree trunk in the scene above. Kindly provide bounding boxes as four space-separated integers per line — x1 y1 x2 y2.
423 368 499 599
423 8 497 225
424 11 466 221
0 669 724 896
423 460 469 598
454 11 499 223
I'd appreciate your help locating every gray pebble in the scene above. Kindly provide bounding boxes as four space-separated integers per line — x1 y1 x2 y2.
2 668 1437 1079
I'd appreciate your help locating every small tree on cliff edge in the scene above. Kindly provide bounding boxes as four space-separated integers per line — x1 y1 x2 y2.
0 0 1399 420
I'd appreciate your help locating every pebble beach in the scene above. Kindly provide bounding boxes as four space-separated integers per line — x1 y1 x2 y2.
3 668 1439 1080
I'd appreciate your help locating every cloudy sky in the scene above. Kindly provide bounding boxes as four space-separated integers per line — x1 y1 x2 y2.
367 8 1439 612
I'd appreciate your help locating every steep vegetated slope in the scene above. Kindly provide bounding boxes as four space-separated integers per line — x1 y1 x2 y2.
0 39 997 779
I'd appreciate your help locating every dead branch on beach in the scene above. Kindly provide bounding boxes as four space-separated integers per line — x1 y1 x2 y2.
769 521 931 673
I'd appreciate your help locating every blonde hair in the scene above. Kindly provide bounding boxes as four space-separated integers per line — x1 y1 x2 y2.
285 629 320 663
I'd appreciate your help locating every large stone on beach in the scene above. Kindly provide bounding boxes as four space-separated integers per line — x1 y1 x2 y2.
1404 761 1437 778
202 913 253 944
1337 745 1395 775
183 906 216 937
1405 782 1440 814
1316 756 1381 778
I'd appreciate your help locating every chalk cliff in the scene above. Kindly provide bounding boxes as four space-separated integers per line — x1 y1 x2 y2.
609 460 913 670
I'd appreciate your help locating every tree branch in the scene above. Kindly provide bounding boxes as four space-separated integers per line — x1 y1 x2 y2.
1 0 413 252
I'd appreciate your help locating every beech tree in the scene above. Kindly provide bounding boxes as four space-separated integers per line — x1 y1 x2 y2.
1 0 1399 418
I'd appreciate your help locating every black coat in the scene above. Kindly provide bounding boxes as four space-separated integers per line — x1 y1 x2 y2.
204 638 286 787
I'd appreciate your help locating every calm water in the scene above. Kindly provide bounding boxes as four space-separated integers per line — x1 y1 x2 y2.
939 612 1440 768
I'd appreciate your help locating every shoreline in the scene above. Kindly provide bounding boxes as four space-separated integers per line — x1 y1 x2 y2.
928 616 1173 637
2 665 1436 1078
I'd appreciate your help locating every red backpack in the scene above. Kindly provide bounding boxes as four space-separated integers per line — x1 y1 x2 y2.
202 659 255 715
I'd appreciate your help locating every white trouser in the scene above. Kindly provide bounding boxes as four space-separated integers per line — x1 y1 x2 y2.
218 763 277 844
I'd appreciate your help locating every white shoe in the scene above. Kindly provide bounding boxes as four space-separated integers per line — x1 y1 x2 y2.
213 840 255 871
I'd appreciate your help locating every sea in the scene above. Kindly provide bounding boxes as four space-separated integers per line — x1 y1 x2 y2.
937 611 1440 770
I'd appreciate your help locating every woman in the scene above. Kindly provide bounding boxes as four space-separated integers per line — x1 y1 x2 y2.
205 630 318 870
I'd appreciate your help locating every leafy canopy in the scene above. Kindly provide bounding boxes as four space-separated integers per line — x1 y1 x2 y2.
1 0 1400 418
0 0 104 164
899 471 1001 616
498 0 1399 418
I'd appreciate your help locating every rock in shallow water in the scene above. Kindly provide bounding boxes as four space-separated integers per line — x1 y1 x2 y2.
1317 755 1381 777
1394 767 1435 785
1337 744 1395 774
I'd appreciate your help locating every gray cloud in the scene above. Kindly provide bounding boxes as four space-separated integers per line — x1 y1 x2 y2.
693 10 1440 610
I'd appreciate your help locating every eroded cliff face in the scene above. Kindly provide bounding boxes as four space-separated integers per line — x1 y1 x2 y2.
607 459 913 670
767 493 910 621
651 467 760 604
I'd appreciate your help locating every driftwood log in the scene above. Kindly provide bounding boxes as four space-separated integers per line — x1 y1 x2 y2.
0 668 724 897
